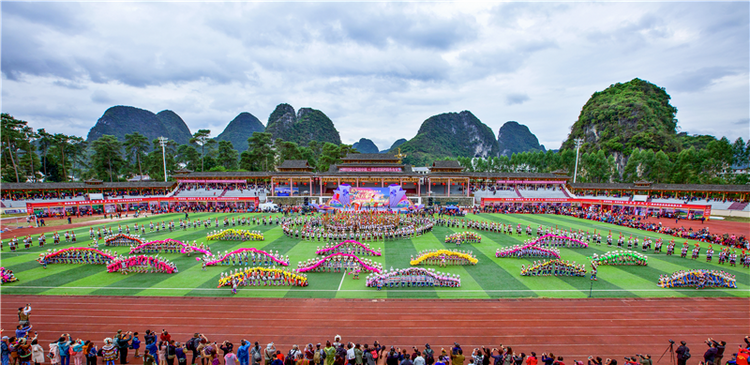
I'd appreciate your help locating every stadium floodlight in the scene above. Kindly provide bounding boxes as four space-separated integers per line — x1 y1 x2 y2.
573 138 584 183
158 137 168 182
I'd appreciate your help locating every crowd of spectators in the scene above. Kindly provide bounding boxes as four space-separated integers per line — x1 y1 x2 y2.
476 204 748 250
1 190 167 202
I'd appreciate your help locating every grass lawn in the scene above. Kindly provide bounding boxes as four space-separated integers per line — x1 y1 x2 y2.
1 212 747 299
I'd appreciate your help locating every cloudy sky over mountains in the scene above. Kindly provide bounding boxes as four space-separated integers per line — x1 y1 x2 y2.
2 2 748 150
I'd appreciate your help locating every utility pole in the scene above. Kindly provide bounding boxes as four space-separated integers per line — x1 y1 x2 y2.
573 138 584 183
158 137 168 182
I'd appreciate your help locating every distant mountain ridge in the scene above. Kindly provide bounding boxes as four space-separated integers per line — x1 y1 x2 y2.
352 138 379 154
265 104 341 146
381 138 407 153
215 112 265 152
399 111 499 166
497 121 546 156
86 106 192 145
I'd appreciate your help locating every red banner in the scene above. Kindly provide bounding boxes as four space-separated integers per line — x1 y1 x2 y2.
26 196 259 210
339 167 402 172
494 180 567 184
480 197 710 211
176 179 246 183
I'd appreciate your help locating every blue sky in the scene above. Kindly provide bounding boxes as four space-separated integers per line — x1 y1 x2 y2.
2 1 748 150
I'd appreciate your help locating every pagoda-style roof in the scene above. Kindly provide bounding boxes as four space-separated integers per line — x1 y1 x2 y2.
340 153 399 164
277 160 313 172
431 160 464 172
173 168 193 174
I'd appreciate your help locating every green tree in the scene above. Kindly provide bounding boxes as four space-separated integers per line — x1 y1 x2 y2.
216 140 239 170
176 144 201 171
189 129 217 172
90 135 125 182
37 128 55 179
240 132 275 171
124 132 150 177
649 150 672 183
732 137 748 167
1 114 27 182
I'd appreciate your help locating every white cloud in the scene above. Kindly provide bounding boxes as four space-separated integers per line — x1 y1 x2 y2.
1 2 748 150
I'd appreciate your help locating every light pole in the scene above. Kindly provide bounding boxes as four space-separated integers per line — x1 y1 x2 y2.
158 137 168 182
573 138 584 183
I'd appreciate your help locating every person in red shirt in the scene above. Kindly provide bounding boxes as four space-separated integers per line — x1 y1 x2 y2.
526 353 538 365
160 331 171 344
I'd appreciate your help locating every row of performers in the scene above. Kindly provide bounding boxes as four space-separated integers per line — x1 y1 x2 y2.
1 267 19 283
365 268 461 289
435 219 601 241
206 229 264 241
410 249 477 266
316 242 381 256
108 256 178 274
590 250 648 266
4 231 75 251
534 235 587 248
496 245 560 259
445 232 481 245
283 224 432 242
203 251 289 267
218 268 308 289
657 269 737 289
130 240 209 255
520 259 587 277
37 249 117 265
296 255 383 273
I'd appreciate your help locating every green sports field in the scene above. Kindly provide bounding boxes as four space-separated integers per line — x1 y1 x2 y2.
1 212 747 299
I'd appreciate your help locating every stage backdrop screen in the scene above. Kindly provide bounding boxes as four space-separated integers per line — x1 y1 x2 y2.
350 187 390 206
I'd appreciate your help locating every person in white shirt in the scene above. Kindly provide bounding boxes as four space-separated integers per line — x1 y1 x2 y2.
347 344 356 365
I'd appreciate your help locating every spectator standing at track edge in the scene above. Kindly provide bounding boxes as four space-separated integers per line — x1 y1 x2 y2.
676 342 690 365
115 332 131 364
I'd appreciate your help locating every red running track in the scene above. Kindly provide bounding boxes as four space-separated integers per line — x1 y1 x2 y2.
2 296 749 362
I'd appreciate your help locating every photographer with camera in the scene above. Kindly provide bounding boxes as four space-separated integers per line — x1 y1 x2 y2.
676 342 691 365
704 340 719 365
708 339 726 365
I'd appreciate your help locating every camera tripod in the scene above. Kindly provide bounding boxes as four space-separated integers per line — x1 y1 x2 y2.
658 341 676 365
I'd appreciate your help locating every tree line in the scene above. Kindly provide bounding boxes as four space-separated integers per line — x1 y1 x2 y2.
454 136 749 185
1 114 359 182
2 113 747 184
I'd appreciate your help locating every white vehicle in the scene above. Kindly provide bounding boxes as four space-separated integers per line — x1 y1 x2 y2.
259 202 279 212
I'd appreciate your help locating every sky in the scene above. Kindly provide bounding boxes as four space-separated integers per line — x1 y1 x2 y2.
2 1 749 151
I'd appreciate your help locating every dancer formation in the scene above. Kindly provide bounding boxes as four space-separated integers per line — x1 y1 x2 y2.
297 253 383 274
206 229 264 241
445 232 481 245
104 234 144 247
282 211 433 241
521 259 587 277
1 267 18 283
218 267 308 291
129 239 211 255
366 267 461 289
37 247 117 266
203 248 289 267
590 251 648 266
410 249 478 266
658 269 737 289
316 240 381 256
107 255 178 274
